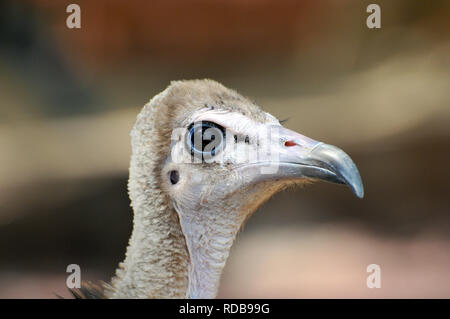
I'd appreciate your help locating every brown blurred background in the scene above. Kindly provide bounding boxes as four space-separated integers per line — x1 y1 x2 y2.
0 0 449 298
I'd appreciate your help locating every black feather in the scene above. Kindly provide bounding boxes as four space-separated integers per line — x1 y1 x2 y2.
68 281 107 299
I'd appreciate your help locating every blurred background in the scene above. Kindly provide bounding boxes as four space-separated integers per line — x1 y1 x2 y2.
0 0 449 298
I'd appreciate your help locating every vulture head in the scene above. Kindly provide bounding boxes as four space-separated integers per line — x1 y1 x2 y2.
96 79 363 299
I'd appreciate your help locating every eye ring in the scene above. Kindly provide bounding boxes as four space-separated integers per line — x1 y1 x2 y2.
186 121 226 159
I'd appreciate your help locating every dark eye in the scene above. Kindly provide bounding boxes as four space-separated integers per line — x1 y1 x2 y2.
186 121 225 158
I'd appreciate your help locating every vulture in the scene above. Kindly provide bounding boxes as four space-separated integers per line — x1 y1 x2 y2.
70 79 363 299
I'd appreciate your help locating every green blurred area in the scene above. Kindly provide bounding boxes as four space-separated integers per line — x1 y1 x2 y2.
0 0 449 298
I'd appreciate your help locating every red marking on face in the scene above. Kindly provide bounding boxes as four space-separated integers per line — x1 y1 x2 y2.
284 140 297 147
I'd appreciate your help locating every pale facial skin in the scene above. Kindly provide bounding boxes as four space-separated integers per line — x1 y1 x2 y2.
104 80 364 299
161 108 363 298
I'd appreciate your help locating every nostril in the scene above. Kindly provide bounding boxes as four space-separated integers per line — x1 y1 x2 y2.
284 140 297 147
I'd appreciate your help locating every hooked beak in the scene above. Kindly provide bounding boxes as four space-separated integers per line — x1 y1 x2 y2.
237 126 364 199
285 142 364 198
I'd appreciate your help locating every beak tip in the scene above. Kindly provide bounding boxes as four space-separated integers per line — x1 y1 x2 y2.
354 187 364 199
309 143 365 200
349 176 364 199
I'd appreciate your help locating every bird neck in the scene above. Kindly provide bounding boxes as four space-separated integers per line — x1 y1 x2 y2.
174 202 244 298
106 173 284 298
106 183 190 298
172 181 284 298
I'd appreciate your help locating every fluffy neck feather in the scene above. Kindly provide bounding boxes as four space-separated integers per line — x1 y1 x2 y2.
107 191 189 298
105 81 283 298
106 98 190 298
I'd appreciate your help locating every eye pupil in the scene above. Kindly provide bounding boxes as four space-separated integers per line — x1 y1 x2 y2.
187 121 225 159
